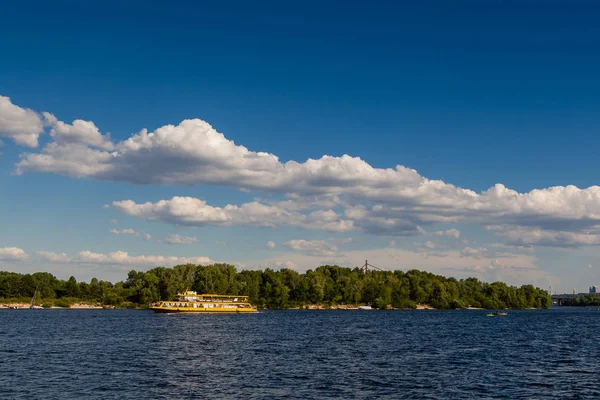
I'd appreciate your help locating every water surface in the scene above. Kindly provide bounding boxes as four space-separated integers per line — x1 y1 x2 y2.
1 308 599 399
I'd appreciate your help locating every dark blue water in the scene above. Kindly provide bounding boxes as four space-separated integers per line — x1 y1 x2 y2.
1 308 599 399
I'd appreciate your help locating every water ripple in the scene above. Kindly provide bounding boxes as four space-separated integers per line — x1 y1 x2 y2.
0 308 599 398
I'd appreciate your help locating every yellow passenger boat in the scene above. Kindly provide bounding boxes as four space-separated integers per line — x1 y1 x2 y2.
150 290 257 313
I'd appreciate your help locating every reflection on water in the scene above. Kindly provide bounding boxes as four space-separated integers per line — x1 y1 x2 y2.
1 308 599 399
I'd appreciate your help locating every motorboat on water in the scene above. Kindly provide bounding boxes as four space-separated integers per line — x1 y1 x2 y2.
358 305 373 310
486 310 507 317
150 290 257 313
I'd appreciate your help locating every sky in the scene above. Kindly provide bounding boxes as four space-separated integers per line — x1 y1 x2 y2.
1 1 599 292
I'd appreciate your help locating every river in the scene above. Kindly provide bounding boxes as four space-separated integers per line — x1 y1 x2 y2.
1 307 599 399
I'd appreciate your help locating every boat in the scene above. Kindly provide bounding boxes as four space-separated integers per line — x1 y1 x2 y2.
30 287 43 309
358 305 373 310
486 310 507 317
150 290 257 313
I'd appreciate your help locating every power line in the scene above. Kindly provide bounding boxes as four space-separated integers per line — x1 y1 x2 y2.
360 259 384 273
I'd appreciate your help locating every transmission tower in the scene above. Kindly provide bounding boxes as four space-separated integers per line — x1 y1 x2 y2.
361 259 384 273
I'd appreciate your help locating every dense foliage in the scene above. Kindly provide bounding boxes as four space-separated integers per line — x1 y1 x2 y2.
0 264 552 309
559 294 600 307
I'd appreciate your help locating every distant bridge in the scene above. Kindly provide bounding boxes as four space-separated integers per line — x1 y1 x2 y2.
552 293 586 306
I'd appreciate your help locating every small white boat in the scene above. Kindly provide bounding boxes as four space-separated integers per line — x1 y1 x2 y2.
29 287 43 309
358 305 373 310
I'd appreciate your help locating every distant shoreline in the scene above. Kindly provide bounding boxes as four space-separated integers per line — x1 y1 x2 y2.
1 302 107 309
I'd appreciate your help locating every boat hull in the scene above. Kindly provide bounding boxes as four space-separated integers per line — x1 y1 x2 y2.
150 306 257 314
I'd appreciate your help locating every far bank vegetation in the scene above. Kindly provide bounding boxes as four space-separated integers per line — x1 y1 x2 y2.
0 264 551 310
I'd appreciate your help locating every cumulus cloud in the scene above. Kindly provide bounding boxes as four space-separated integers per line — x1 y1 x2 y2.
266 241 276 249
37 251 71 263
460 246 488 259
112 196 353 232
10 97 600 247
38 250 210 266
43 112 114 150
77 250 210 265
0 96 44 147
486 225 600 248
143 233 152 241
283 239 341 257
165 234 197 245
0 247 29 261
270 260 297 270
435 229 461 239
459 245 521 260
109 228 139 236
424 241 436 249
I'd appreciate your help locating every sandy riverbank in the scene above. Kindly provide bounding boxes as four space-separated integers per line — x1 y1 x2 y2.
295 303 437 310
1 303 104 309
415 304 436 310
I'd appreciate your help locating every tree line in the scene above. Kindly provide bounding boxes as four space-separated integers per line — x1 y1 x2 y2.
558 294 600 307
0 264 551 309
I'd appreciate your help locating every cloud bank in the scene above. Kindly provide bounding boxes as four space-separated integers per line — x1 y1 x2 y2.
0 247 29 261
36 250 210 266
109 228 139 237
165 234 198 245
0 96 44 147
5 96 600 247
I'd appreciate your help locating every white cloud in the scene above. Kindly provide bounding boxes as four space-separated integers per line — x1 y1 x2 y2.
0 247 29 261
283 239 340 257
424 240 436 249
76 250 210 266
110 218 118 224
165 233 197 245
387 240 397 248
37 251 71 263
42 112 114 150
143 233 152 241
335 237 353 245
112 197 353 232
460 246 488 259
0 96 44 147
109 228 139 237
487 225 600 248
273 260 297 269
10 97 600 247
38 250 210 267
266 241 276 249
277 261 297 269
435 229 461 239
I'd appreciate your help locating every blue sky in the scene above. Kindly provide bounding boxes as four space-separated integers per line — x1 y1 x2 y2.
1 1 599 291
